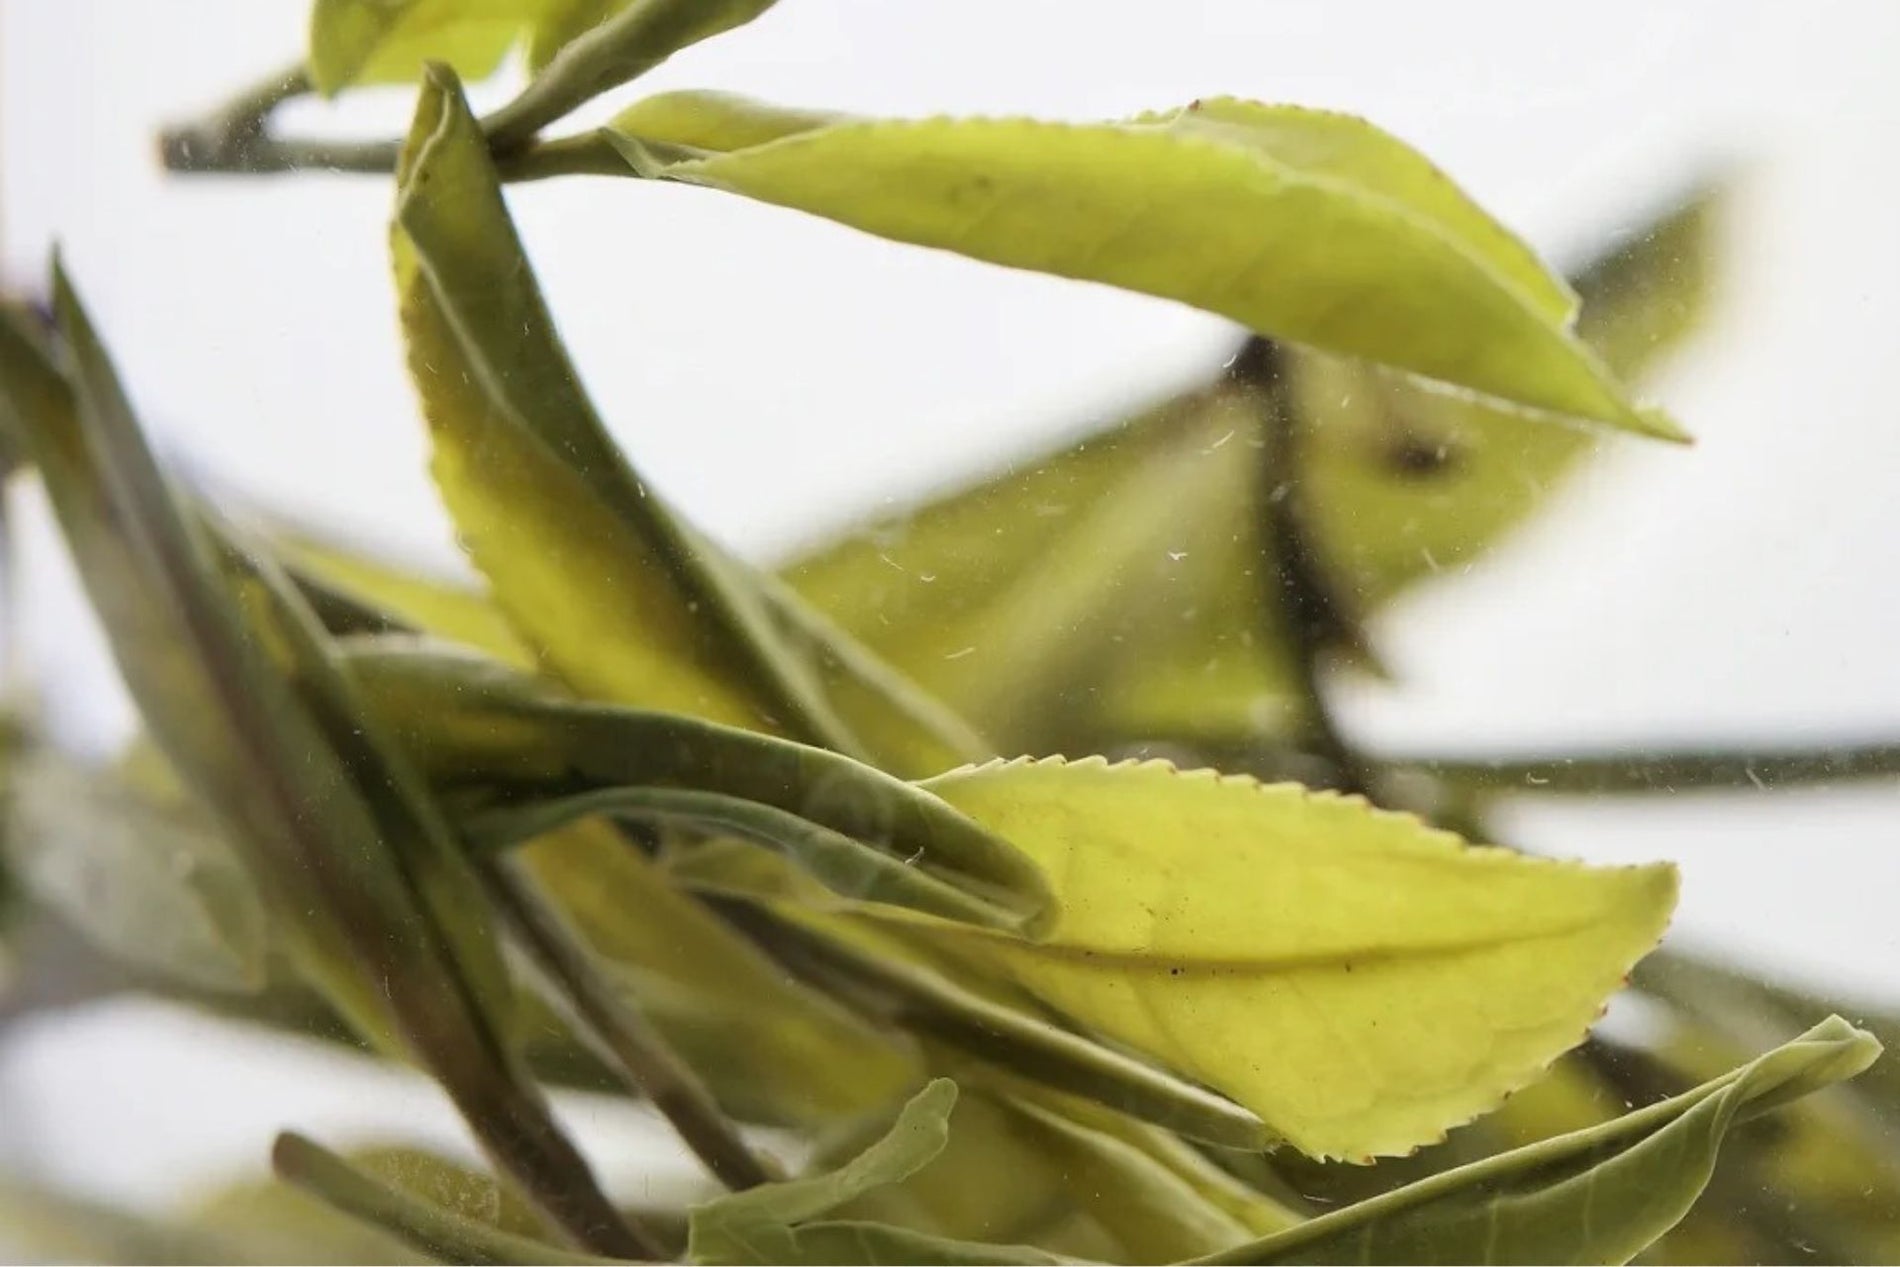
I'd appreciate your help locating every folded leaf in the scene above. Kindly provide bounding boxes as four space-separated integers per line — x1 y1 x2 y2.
395 66 983 777
519 818 921 1126
607 93 1676 435
0 266 640 1253
272 1134 610 1266
3 744 268 994
343 634 1052 931
905 757 1677 1161
688 1080 960 1264
1194 1017 1881 1265
699 891 1274 1149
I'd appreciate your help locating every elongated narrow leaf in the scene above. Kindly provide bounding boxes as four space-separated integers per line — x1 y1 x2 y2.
469 786 1028 930
395 67 983 777
698 891 1274 1149
272 1134 611 1266
1195 1017 1880 1265
689 1080 968 1264
3 745 267 994
187 1144 548 1265
266 520 535 665
608 93 1675 435
902 757 1676 1161
0 269 640 1253
519 818 921 1126
344 634 1052 930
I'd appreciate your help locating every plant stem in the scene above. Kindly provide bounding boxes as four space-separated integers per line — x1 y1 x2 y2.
1236 338 1377 797
1401 738 1900 798
480 857 776 1192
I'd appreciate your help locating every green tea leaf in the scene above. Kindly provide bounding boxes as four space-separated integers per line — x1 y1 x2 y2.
905 757 1677 1161
519 817 921 1127
3 745 268 994
0 266 640 1253
395 67 982 777
0 1181 257 1265
1195 1017 1881 1265
469 785 1029 930
779 186 1724 752
999 1096 1257 1261
698 893 1274 1149
272 1134 610 1265
608 94 1674 435
187 1144 545 1264
343 634 1051 931
689 1080 970 1264
309 0 775 94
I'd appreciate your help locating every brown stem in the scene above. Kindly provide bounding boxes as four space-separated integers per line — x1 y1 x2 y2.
481 858 776 1191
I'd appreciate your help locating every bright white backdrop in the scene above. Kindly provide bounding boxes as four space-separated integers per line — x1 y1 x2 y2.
2 0 1898 1215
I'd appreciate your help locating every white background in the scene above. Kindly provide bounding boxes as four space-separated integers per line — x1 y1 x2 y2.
1 0 1898 1216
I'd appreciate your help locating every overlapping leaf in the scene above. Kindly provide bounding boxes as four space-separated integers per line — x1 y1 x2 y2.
393 66 983 777
1196 1018 1880 1265
608 91 1675 435
2 744 268 995
0 271 640 1252
342 635 1050 930
899 757 1677 1161
780 187 1722 753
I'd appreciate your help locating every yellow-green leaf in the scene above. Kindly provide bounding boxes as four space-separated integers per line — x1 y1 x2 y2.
309 0 775 94
395 66 983 777
520 818 921 1127
1197 1018 1881 1265
3 744 268 995
689 1080 965 1265
607 95 1676 436
778 185 1724 753
905 757 1677 1161
1 267 637 1252
341 634 1052 931
271 1134 607 1266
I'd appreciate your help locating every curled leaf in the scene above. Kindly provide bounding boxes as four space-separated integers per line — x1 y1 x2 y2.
1195 1018 1881 1265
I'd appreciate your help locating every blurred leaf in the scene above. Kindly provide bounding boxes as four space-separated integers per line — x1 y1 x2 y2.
902 757 1676 1161
272 1134 608 1265
780 186 1723 753
0 1181 256 1265
395 66 982 777
2 744 268 994
309 0 775 94
521 817 922 1127
269 523 534 665
997 1096 1258 1261
343 635 1051 931
1197 1017 1881 1265
0 266 639 1253
700 891 1274 1149
686 1080 1073 1266
608 93 1674 435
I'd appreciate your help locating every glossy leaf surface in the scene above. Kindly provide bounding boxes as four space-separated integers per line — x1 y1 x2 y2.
609 93 1674 434
909 757 1677 1161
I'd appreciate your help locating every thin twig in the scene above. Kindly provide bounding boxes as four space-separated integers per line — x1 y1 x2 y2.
480 857 776 1192
1235 337 1378 796
1400 738 1900 798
